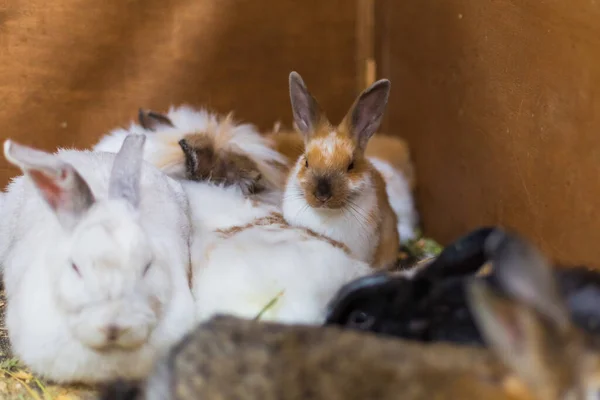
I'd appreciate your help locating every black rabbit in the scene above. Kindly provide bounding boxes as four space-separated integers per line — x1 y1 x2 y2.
325 226 600 346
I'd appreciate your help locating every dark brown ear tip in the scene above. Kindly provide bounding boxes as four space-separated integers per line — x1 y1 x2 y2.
178 138 189 151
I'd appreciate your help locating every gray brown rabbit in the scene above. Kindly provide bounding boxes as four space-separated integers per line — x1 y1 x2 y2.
100 229 600 400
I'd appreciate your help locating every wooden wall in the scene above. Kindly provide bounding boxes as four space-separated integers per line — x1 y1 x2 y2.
377 0 600 265
5 0 600 265
0 0 359 187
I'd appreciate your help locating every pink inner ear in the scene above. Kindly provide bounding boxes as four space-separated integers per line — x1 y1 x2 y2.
29 169 65 211
502 308 526 351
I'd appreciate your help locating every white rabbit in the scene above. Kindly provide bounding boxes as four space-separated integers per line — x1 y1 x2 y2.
93 105 287 206
182 180 372 325
0 135 195 384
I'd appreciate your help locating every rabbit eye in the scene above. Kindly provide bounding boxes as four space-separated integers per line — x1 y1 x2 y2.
71 262 81 277
305 157 309 168
347 161 355 171
348 310 375 329
143 262 152 277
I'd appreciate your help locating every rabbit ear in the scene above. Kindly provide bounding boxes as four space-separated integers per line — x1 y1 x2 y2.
3 140 95 229
108 134 146 208
178 138 198 177
343 79 390 150
467 280 569 398
288 71 324 139
138 108 174 131
485 229 570 331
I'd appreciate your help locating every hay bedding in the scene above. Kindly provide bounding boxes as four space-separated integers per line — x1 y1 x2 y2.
0 236 442 399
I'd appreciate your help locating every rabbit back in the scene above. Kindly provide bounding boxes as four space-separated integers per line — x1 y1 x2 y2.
142 316 519 400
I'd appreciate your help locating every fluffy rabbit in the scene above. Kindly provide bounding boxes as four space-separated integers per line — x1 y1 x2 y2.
269 125 419 243
182 179 372 325
93 105 287 206
281 71 401 269
325 226 600 347
0 135 195 384
99 229 600 400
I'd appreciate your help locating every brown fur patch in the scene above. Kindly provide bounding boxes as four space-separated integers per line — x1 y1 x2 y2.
365 134 416 190
214 212 350 254
215 213 287 238
371 167 400 268
294 121 372 209
181 128 266 195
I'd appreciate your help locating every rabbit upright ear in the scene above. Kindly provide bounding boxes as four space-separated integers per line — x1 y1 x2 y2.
3 140 95 229
138 109 174 131
288 71 324 138
485 229 570 331
343 79 390 150
108 134 146 208
467 280 570 399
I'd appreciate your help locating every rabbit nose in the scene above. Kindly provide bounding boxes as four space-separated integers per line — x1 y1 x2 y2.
103 325 125 342
315 178 332 202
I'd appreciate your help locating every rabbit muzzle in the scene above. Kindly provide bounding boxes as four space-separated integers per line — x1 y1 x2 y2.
69 299 158 351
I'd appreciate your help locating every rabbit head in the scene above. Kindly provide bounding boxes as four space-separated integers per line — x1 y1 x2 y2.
467 230 600 400
287 71 390 209
135 107 286 198
178 134 265 196
4 135 165 352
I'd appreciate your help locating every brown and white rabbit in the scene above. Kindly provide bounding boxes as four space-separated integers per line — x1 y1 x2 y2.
269 123 419 244
93 106 287 206
101 229 600 400
281 72 401 268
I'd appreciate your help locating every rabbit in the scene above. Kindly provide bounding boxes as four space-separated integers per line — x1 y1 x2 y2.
0 135 195 384
281 71 401 269
181 178 372 325
99 229 600 400
92 105 288 206
268 125 419 243
325 225 600 347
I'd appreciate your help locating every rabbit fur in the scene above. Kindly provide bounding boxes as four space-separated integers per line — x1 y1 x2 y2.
269 127 419 244
92 105 287 206
93 106 370 326
325 226 600 347
282 72 400 269
101 229 600 400
0 136 195 384
182 179 372 325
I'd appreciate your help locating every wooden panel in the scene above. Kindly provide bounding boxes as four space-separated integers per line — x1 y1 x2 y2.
0 0 358 188
380 0 600 265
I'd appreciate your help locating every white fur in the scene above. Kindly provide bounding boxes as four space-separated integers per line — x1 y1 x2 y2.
309 132 353 159
368 157 418 242
183 181 371 325
281 160 380 266
0 148 195 383
92 105 287 206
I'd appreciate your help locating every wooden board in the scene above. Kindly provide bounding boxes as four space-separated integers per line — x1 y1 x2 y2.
378 0 600 266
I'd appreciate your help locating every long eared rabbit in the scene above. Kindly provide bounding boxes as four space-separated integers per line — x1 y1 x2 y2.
325 226 600 346
0 135 195 383
93 105 287 206
281 72 401 268
100 229 600 400
269 125 419 243
182 178 371 325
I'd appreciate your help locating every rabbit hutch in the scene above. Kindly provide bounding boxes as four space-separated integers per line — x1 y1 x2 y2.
1 0 600 397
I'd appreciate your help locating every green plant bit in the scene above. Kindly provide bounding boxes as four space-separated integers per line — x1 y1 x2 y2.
254 290 285 321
